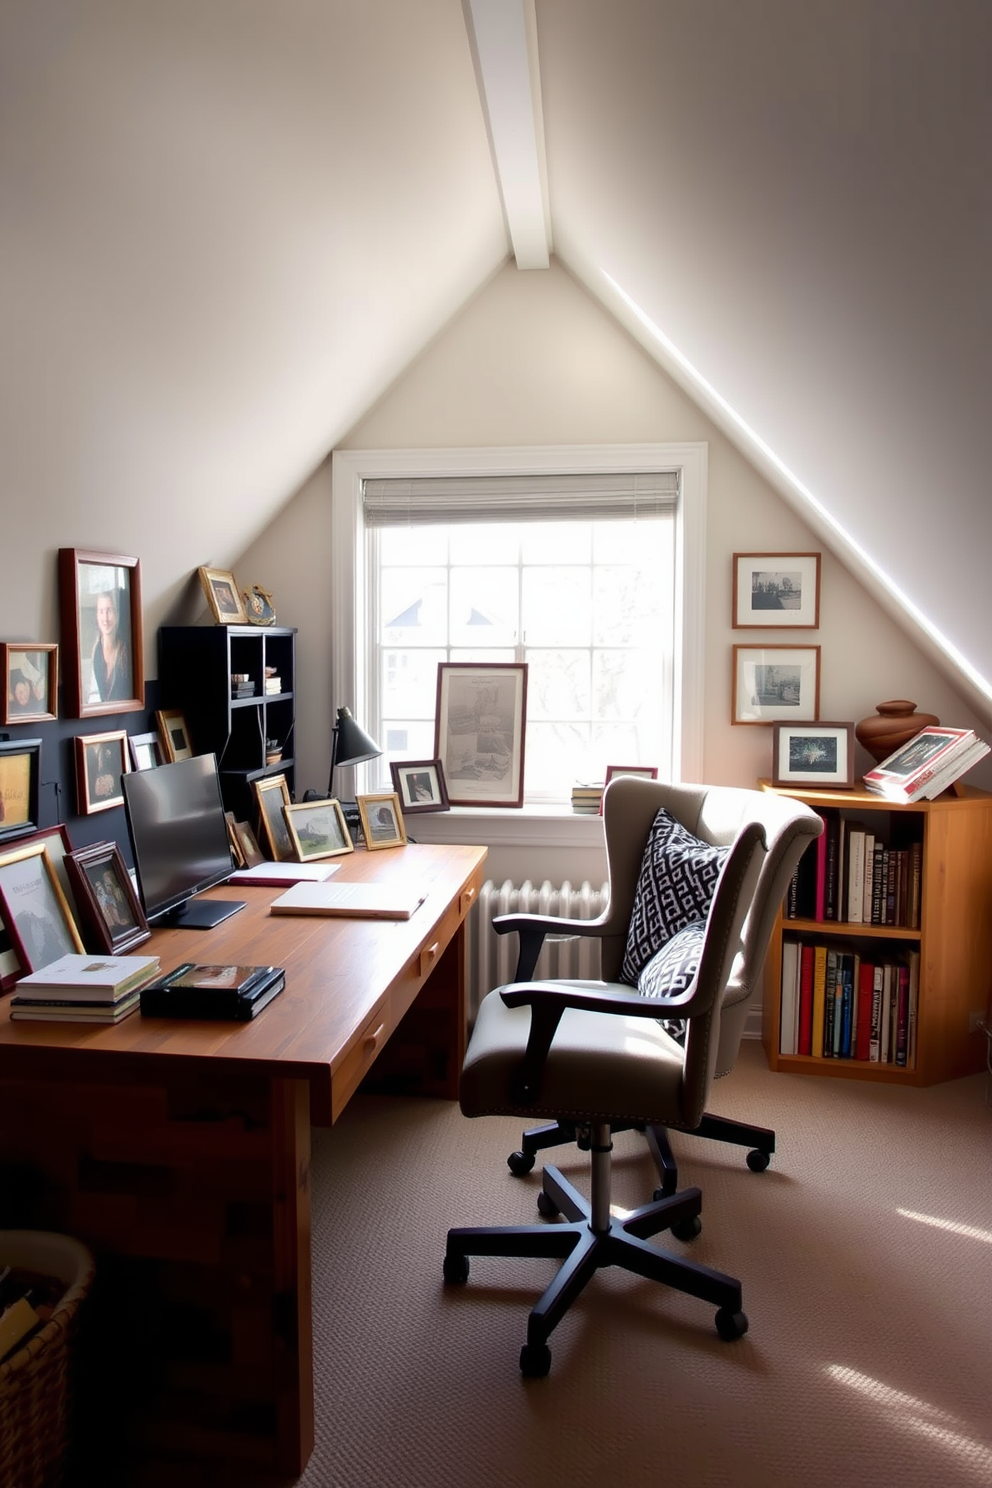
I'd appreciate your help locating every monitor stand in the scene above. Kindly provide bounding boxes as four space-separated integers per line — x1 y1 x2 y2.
158 898 247 930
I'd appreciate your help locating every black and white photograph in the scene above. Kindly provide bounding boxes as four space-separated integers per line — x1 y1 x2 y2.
772 722 855 788
390 758 450 815
732 645 820 725
434 662 528 807
733 552 820 629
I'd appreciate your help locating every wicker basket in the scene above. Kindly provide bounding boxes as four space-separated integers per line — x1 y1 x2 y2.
0 1231 96 1488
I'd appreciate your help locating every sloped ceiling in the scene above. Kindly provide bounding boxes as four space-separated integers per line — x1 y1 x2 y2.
2 0 990 718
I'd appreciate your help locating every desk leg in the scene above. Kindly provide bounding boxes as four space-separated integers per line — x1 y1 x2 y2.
0 1070 314 1479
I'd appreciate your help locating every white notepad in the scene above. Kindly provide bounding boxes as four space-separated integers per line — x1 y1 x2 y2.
269 880 426 920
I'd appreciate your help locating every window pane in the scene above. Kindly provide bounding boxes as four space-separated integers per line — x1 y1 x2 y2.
450 568 519 648
381 569 448 646
449 524 520 564
381 647 447 721
381 526 446 564
521 522 591 563
526 649 591 720
522 567 592 646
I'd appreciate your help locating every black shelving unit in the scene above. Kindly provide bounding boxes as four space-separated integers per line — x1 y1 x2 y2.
158 625 297 820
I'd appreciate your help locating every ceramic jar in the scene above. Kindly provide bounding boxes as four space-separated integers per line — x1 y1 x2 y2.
854 700 940 765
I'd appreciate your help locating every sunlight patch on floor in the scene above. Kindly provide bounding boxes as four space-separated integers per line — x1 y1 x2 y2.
897 1208 992 1244
828 1366 992 1477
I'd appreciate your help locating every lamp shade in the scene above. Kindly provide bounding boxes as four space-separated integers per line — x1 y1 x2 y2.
332 706 381 769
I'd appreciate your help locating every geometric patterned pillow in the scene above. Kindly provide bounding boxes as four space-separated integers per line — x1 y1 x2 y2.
620 809 729 985
637 919 708 1043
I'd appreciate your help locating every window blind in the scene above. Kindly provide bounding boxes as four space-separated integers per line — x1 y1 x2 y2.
362 470 680 526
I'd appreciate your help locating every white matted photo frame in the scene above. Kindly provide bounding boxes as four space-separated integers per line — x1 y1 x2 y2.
58 548 144 717
733 552 821 629
0 840 85 985
65 839 151 954
434 662 528 808
252 772 294 861
283 799 354 860
771 722 855 790
390 759 450 815
357 793 407 850
1 643 58 724
732 645 820 725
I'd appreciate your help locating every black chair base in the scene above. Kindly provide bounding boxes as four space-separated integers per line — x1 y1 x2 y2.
444 1164 747 1376
508 1113 776 1200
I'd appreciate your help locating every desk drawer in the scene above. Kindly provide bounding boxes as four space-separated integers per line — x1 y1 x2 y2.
332 1000 392 1121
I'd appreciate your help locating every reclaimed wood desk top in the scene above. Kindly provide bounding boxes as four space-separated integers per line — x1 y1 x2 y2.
0 841 486 1124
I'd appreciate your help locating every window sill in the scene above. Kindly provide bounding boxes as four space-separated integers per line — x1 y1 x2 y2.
400 805 605 850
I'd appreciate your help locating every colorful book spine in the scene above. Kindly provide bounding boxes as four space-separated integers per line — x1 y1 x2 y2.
797 942 815 1056
811 944 828 1058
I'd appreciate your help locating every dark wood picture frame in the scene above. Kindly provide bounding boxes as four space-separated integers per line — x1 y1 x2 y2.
1 643 58 724
74 730 130 815
732 552 821 629
58 548 144 718
390 758 451 815
65 839 152 954
0 839 85 985
0 737 42 846
771 722 856 790
434 661 528 808
732 644 821 725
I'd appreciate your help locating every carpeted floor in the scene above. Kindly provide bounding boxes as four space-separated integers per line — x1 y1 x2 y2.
297 1041 992 1488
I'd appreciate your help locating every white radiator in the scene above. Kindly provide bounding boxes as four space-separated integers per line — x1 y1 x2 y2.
469 878 610 1020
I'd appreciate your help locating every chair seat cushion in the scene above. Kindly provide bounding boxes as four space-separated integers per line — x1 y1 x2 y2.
621 809 729 983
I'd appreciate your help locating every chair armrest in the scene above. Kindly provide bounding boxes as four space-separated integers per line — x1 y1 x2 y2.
493 911 612 982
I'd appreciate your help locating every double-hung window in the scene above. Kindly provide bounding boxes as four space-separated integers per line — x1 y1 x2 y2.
331 445 706 803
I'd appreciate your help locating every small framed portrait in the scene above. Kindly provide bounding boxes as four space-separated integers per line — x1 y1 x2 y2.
155 709 194 763
75 730 130 815
357 792 407 851
771 722 855 790
390 758 450 815
732 645 821 725
283 799 354 861
58 548 144 718
0 840 84 984
252 773 294 860
129 730 163 771
0 737 42 846
65 839 151 955
1 643 58 724
232 819 264 868
733 553 821 629
434 661 528 807
199 566 249 626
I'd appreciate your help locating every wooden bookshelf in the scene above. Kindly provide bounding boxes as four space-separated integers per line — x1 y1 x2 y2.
760 780 992 1085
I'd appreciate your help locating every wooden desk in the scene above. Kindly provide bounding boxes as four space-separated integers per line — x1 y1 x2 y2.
0 842 486 1478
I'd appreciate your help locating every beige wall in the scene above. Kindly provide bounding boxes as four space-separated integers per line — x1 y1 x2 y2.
241 260 991 804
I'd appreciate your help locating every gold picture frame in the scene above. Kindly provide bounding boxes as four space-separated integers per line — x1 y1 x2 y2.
155 708 194 763
283 799 354 860
252 773 294 860
357 792 407 851
199 566 248 626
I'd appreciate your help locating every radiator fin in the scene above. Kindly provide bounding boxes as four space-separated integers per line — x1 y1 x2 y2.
469 878 610 1020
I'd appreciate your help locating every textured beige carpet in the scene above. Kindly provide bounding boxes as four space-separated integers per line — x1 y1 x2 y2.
299 1041 992 1488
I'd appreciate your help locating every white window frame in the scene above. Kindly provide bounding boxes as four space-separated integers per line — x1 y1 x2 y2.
331 444 707 809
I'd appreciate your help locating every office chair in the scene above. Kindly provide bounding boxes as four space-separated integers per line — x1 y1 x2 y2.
443 815 767 1376
497 777 823 1198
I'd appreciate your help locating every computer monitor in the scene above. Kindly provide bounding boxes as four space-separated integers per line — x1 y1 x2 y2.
122 753 245 929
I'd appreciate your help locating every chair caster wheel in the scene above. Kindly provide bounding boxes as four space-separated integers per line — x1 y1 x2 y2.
520 1341 552 1377
443 1253 469 1285
507 1149 536 1176
746 1149 770 1173
536 1189 559 1219
715 1308 749 1341
671 1215 702 1242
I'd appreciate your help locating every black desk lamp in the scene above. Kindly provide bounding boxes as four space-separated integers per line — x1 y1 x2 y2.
327 706 382 796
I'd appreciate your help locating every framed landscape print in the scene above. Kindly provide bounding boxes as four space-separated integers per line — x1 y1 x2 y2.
283 799 354 860
733 552 821 629
59 548 144 717
434 662 528 807
771 722 855 789
732 645 820 725
0 738 42 846
0 840 84 983
65 839 151 954
1 643 58 724
357 793 407 850
390 759 450 815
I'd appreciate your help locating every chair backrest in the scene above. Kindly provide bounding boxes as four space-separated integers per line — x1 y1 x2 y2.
598 776 824 1074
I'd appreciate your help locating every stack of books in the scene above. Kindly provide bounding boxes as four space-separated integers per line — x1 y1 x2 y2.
571 782 604 814
264 675 282 695
9 952 162 1023
863 725 990 803
231 672 256 698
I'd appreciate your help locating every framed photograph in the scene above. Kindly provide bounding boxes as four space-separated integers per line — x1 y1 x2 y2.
0 825 75 989
225 812 246 868
58 548 144 717
0 840 84 983
733 552 821 629
357 793 407 851
199 566 248 626
1 643 58 724
252 773 294 861
390 758 451 815
283 799 354 860
129 730 163 771
0 738 42 846
74 730 130 815
65 839 151 954
232 819 264 868
155 709 193 763
434 662 528 808
601 764 659 813
732 645 821 725
772 722 855 789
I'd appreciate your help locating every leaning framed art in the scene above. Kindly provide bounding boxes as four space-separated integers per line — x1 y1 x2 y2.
0 737 42 846
390 759 450 815
732 552 821 629
0 840 84 984
434 662 528 807
732 645 820 725
65 839 151 955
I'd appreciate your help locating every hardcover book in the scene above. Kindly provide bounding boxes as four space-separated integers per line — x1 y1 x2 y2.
863 726 984 802
14 953 161 1003
139 963 286 1021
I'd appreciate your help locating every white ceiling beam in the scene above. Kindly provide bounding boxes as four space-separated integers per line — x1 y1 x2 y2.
464 0 551 269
